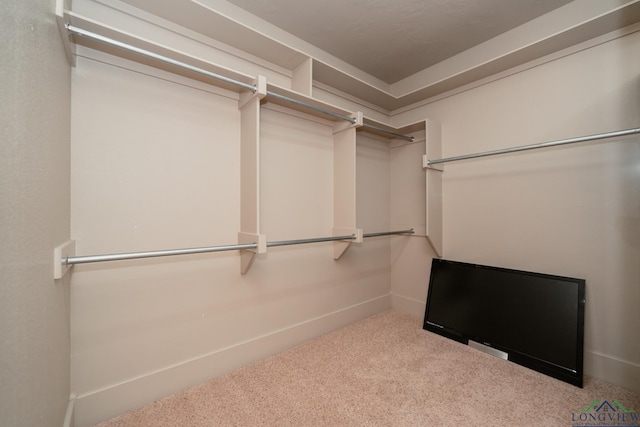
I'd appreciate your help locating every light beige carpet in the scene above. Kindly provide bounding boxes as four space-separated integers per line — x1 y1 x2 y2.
97 310 639 426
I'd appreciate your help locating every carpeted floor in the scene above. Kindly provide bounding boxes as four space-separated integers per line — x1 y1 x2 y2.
97 310 640 426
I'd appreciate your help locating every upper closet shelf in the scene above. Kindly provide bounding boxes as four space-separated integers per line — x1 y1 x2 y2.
58 10 415 142
61 0 640 112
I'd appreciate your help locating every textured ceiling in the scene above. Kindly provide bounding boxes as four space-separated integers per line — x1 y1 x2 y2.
226 0 573 83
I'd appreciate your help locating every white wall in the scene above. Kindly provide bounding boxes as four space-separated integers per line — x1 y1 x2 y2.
0 1 72 426
69 52 393 425
391 29 640 392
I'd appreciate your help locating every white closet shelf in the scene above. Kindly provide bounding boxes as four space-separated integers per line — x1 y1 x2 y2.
58 9 417 139
360 118 427 143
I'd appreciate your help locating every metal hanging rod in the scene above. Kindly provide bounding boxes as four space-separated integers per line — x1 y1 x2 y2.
64 243 259 265
360 123 414 142
427 127 640 166
264 96 415 140
66 24 257 92
62 230 415 266
262 93 416 139
268 234 356 248
363 229 415 238
265 91 356 124
63 235 357 266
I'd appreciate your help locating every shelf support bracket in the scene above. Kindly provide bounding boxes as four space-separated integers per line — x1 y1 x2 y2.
333 111 363 259
422 119 443 257
53 240 76 279
239 75 267 274
332 228 363 260
238 232 267 274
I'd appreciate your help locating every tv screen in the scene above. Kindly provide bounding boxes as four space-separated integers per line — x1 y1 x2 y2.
423 258 585 387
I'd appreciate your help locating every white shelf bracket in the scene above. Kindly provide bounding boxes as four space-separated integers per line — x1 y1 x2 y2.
238 233 267 274
239 75 267 274
424 119 443 257
332 111 362 260
333 111 363 134
54 240 76 280
332 227 363 260
239 75 266 108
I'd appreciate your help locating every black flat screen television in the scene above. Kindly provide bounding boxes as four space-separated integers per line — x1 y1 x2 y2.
423 258 586 387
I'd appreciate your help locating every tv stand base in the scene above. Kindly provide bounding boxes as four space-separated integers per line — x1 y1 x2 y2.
469 340 508 360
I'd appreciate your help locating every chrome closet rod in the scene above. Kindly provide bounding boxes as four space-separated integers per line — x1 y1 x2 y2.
360 123 414 142
267 234 356 247
266 93 414 140
363 229 415 238
66 25 257 92
63 235 357 265
427 127 640 166
265 91 356 124
64 243 259 265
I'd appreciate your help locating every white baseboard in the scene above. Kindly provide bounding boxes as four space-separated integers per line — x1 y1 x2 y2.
391 293 425 319
62 394 75 427
74 294 391 427
584 350 640 394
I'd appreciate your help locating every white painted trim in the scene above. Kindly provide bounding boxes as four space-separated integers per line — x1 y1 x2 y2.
73 295 391 426
62 394 75 427
391 21 640 119
584 350 640 394
391 293 426 319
